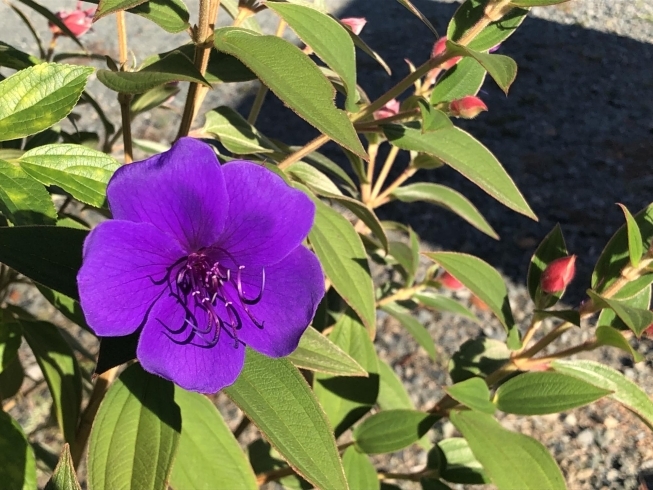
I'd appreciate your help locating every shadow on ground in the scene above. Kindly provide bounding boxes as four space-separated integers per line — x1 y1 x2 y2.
236 1 653 304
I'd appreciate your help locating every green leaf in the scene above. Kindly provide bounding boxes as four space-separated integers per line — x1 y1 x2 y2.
437 438 489 484
225 350 347 490
98 51 210 94
596 325 644 362
19 144 119 207
394 0 438 36
383 124 535 219
445 42 517 94
342 446 379 490
130 84 179 115
388 241 417 286
0 226 86 300
377 359 413 411
617 203 644 267
417 102 453 133
0 355 25 399
392 183 498 239
45 444 82 490
494 371 611 415
527 224 567 303
288 326 367 377
431 57 486 103
298 149 357 193
346 25 391 75
314 310 379 438
88 363 181 490
534 309 581 326
587 290 653 337
21 320 82 447
267 2 359 112
414 292 478 323
170 387 257 490
35 286 90 332
424 252 518 346
354 409 437 454
448 337 510 383
598 283 651 332
445 378 495 414
0 63 93 142
126 0 190 33
95 0 148 19
204 106 278 154
450 410 565 490
0 41 41 70
447 0 529 52
214 27 365 158
593 204 653 293
0 159 56 225
0 315 21 374
288 162 344 196
0 411 36 490
552 359 653 430
381 303 437 360
18 0 85 49
308 195 376 336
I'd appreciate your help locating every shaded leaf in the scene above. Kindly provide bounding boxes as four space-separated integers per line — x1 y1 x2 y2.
587 290 653 337
342 446 379 490
437 438 489 484
596 325 644 362
381 303 436 360
204 106 278 154
617 203 643 267
0 159 56 225
354 410 437 454
445 42 517 94
431 57 486 103
0 410 36 490
449 337 510 384
45 444 81 490
445 377 495 414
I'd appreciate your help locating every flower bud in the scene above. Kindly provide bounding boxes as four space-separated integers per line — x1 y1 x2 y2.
449 96 488 119
540 255 576 293
439 271 463 290
431 37 462 70
373 99 401 120
340 17 367 36
49 2 95 38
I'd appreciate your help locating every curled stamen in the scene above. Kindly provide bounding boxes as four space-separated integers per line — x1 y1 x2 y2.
236 265 265 304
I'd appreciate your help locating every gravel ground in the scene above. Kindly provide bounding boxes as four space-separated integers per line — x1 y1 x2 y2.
2 0 653 489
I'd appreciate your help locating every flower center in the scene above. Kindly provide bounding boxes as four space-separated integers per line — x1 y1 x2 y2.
171 251 265 347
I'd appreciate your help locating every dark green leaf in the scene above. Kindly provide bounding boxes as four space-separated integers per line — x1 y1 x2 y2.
597 283 651 332
617 203 644 267
494 371 611 415
533 309 581 326
587 290 653 337
88 363 181 490
445 377 495 414
171 387 257 490
21 320 82 447
95 0 148 19
450 410 565 489
384 124 535 219
0 63 93 142
392 183 498 239
314 310 379 438
394 0 438 36
414 292 478 323
431 57 486 103
437 438 489 484
287 326 367 377
0 410 36 490
130 84 179 115
0 159 56 225
98 51 210 94
527 224 567 307
18 0 85 49
214 27 365 158
0 226 86 300
596 325 644 362
204 106 278 154
381 303 436 360
0 41 41 70
45 444 82 490
0 314 21 373
226 350 347 490
445 42 517 94
424 252 518 346
449 337 510 383
354 409 437 454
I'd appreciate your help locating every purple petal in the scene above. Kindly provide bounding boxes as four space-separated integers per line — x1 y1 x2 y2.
137 295 245 393
107 137 228 251
77 220 185 337
217 161 315 267
233 246 324 357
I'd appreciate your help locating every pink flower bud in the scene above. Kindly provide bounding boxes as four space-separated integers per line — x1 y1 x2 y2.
373 99 401 120
340 17 367 36
439 271 463 290
49 2 95 38
431 37 462 70
540 255 576 293
449 96 488 119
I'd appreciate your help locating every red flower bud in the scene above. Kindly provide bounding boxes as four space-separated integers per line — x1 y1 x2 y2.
431 37 462 70
49 2 95 38
373 98 401 120
449 96 488 119
540 255 576 293
439 271 463 290
340 17 367 36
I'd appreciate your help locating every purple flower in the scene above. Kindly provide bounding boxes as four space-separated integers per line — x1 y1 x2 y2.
78 138 324 392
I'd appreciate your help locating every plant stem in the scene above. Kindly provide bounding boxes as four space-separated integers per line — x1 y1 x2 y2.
376 284 427 308
71 366 120 469
115 11 132 163
371 166 417 208
178 0 219 139
232 416 250 439
278 134 330 170
370 145 400 200
256 466 296 485
361 143 378 203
